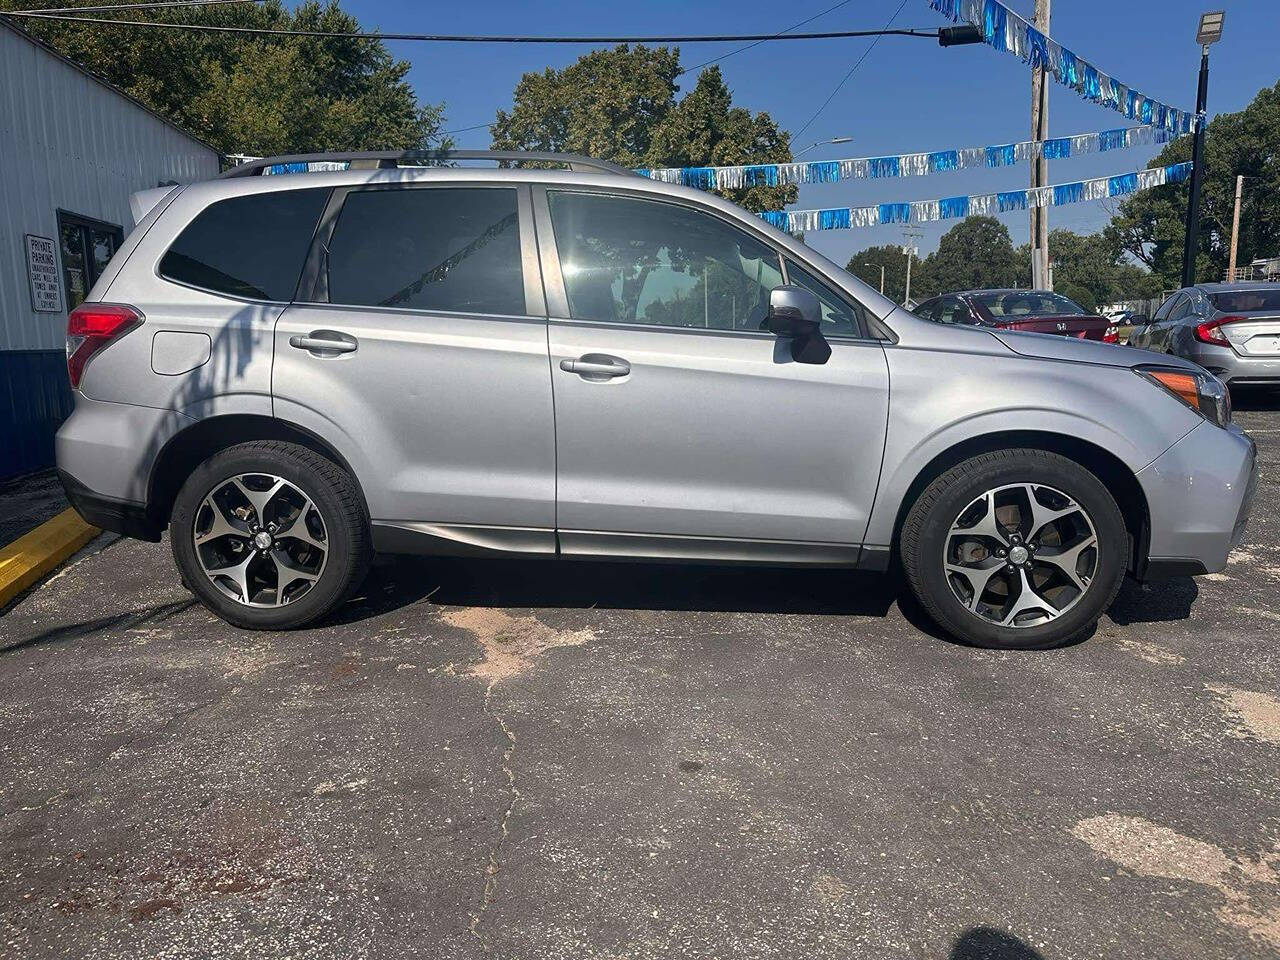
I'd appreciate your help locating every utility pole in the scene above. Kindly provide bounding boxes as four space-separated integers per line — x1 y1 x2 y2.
864 262 885 295
902 227 922 306
1227 173 1244 282
1030 0 1051 290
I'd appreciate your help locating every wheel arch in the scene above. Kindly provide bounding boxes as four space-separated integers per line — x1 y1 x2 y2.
146 414 368 534
889 430 1150 575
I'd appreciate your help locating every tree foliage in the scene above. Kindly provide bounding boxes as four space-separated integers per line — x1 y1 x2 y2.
845 244 912 303
1106 80 1280 288
910 216 1022 300
4 0 447 156
491 47 795 213
1039 229 1163 305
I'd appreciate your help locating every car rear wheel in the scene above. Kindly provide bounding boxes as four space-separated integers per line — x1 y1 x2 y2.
170 441 371 630
900 449 1127 649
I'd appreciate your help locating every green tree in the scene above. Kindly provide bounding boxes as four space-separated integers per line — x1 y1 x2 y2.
4 0 447 156
1106 80 1280 288
1042 229 1163 306
492 48 795 213
846 244 912 303
912 216 1021 300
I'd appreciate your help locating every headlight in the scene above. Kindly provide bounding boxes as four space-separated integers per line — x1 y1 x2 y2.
1136 366 1231 428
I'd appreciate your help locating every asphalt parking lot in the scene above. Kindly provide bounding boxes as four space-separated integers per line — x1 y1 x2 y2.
1 396 1277 960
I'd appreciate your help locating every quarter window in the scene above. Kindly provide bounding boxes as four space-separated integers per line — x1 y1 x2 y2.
325 187 524 316
160 188 329 301
547 191 783 331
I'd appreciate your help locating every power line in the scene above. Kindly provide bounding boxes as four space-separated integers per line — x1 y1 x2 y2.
0 10 944 45
677 0 856 77
13 0 260 13
792 0 910 140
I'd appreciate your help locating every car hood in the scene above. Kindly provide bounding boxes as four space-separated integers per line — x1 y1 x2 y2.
989 328 1201 371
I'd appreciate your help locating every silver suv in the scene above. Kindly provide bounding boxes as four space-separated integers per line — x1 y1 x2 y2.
56 150 1257 649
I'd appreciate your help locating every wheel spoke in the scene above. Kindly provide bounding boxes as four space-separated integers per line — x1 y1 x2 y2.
267 547 320 599
945 561 1004 611
195 495 246 544
1023 484 1083 543
1036 536 1097 593
231 475 287 525
950 490 1010 546
274 497 325 548
1000 568 1060 626
213 551 257 603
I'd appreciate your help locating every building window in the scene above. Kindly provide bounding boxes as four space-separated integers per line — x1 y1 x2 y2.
58 211 124 311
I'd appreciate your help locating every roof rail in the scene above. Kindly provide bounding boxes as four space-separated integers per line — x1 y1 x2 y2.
220 149 635 179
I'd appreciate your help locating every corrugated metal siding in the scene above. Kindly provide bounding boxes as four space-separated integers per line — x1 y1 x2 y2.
0 21 221 353
0 349 74 477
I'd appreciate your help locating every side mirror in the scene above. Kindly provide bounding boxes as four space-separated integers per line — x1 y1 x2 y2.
766 285 831 364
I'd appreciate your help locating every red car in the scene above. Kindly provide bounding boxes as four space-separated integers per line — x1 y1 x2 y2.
913 289 1119 343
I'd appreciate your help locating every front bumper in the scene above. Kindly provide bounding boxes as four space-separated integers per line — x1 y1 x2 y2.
1137 420 1258 577
1185 341 1280 385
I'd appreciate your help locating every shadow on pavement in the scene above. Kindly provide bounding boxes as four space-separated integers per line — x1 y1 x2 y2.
950 926 1046 959
1107 575 1198 625
1 599 199 655
328 553 902 625
1230 386 1280 412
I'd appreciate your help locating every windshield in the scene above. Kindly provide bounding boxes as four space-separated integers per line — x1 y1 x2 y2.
974 291 1087 317
1209 288 1280 312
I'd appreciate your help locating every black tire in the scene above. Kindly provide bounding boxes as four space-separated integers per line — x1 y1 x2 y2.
170 441 371 630
900 449 1127 650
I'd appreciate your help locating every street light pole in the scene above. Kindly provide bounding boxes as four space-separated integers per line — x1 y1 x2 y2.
864 263 885 295
1182 11 1224 288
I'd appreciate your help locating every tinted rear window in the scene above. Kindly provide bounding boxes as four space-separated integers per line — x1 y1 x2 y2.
159 188 328 301
1209 289 1280 311
974 291 1086 316
325 187 524 315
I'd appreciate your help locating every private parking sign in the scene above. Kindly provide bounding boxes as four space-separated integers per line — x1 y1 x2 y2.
25 234 63 313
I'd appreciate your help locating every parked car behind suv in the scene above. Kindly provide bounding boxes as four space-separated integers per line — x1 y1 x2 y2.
914 290 1119 343
56 151 1257 649
1130 283 1280 387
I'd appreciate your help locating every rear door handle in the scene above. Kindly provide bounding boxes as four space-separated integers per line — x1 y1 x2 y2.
559 354 631 380
289 330 357 356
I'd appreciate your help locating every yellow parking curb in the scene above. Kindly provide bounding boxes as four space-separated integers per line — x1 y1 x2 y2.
0 508 99 610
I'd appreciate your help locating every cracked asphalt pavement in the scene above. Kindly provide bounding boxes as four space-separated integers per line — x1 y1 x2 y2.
1 395 1278 959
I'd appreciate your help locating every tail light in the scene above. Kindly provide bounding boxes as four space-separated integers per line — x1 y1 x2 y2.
1103 326 1119 344
1194 314 1242 345
66 303 142 389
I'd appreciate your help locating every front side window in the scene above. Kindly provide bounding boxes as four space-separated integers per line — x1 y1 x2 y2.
548 191 783 331
784 260 861 337
1169 296 1195 321
325 187 524 315
160 188 329 301
1152 295 1180 321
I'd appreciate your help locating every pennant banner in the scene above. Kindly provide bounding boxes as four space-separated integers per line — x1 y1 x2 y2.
929 0 1192 135
638 125 1169 190
760 162 1192 232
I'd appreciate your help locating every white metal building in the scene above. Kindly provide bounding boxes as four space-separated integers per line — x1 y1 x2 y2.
0 18 219 479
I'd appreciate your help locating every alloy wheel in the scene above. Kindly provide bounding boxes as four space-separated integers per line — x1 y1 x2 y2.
192 473 328 607
942 483 1099 628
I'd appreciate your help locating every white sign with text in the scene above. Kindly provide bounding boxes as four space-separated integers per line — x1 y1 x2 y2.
25 233 63 313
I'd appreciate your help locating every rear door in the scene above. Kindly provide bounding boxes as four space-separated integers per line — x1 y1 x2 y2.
272 182 557 551
535 186 889 562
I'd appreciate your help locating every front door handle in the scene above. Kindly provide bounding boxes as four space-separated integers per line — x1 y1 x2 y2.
289 330 358 356
559 354 631 381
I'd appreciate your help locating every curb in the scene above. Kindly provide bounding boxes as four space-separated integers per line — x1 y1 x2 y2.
0 508 100 610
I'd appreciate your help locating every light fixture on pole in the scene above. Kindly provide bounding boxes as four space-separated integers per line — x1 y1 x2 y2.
793 136 853 158
1182 10 1225 287
864 262 886 295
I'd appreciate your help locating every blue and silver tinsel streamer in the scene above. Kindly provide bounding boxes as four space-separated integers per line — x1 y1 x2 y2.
637 125 1167 190
928 0 1193 136
761 162 1191 233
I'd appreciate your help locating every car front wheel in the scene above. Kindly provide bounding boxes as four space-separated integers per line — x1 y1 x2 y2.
900 449 1128 649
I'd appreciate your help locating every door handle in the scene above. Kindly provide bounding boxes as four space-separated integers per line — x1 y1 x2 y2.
289 331 357 355
559 354 630 380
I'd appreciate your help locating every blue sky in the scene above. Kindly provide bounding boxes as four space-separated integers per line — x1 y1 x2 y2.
333 0 1277 263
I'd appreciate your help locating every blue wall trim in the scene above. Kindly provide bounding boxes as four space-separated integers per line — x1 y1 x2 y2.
1 350 73 480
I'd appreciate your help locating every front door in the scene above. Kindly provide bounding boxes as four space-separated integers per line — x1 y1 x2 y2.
272 182 557 552
535 187 889 563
